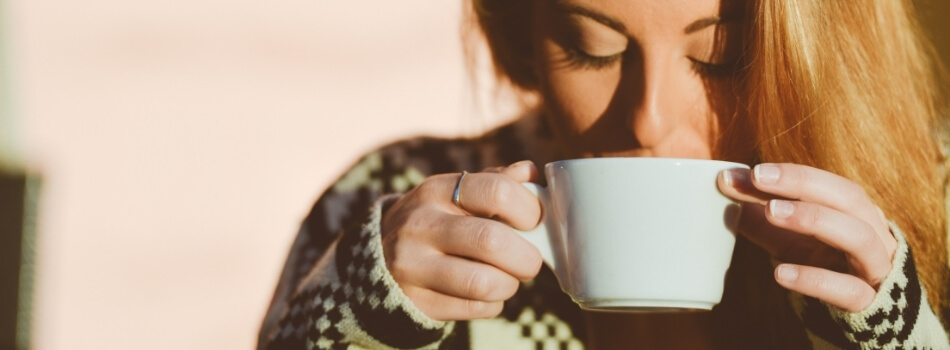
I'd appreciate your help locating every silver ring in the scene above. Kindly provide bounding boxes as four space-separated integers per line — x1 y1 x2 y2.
452 171 468 209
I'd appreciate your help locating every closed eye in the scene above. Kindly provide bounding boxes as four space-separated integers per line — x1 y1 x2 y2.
563 47 623 70
689 57 739 78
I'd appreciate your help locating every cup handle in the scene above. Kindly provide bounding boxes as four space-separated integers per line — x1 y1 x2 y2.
518 183 558 274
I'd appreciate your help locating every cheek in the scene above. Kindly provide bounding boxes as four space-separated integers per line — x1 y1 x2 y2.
536 39 622 136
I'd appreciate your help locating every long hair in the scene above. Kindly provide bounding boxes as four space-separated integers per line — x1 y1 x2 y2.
744 0 949 322
465 0 949 345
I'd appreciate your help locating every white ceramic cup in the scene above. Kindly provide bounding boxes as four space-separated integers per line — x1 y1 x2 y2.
519 157 749 312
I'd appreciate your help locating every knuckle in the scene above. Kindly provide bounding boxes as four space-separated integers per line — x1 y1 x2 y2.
803 206 826 229
843 183 869 205
487 179 513 208
387 250 413 280
413 176 439 194
465 269 495 300
402 209 433 237
786 203 821 229
472 223 506 254
855 225 879 251
415 174 453 197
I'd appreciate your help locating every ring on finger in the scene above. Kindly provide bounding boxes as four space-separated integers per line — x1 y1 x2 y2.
452 171 468 211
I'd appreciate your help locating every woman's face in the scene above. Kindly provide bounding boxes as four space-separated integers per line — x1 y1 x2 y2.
531 0 750 161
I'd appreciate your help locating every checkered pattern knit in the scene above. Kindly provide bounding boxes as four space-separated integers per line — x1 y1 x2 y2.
258 114 949 349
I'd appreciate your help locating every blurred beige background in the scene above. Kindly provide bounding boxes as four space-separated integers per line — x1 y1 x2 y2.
1 1 948 349
3 1 514 349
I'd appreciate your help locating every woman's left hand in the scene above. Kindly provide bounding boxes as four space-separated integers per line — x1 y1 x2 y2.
717 163 897 312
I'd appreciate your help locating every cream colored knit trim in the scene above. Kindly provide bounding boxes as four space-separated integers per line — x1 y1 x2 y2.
818 223 949 349
367 194 455 332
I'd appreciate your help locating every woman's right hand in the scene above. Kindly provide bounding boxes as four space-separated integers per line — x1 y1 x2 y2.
380 161 545 321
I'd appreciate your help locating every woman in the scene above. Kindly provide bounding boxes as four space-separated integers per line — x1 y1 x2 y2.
259 0 950 348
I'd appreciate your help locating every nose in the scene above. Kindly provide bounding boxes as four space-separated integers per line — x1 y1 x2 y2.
623 51 682 149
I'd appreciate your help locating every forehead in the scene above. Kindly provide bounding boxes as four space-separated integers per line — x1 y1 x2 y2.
551 0 742 34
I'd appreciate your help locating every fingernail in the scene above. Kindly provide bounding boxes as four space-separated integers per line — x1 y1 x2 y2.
776 265 799 282
721 169 734 187
721 168 749 188
754 164 780 184
769 199 795 219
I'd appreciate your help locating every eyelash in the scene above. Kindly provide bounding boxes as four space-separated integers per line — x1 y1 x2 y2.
689 58 739 78
563 47 622 70
563 46 738 78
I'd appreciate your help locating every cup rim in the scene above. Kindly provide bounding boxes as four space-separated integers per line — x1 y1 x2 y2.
545 157 750 169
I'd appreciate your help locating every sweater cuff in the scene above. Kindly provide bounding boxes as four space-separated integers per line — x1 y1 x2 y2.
802 222 949 349
300 194 454 349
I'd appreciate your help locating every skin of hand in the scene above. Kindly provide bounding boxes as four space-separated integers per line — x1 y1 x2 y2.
380 161 545 321
718 163 897 312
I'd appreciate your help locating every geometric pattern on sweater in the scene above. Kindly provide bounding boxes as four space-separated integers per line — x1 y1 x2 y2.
457 264 587 350
466 308 584 350
267 195 452 350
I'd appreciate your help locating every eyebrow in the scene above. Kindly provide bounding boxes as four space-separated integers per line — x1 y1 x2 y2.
684 14 741 34
553 2 627 32
555 1 741 35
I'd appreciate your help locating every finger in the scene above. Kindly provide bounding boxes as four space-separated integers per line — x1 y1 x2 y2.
774 264 876 312
410 254 521 302
736 202 808 257
736 202 847 270
401 286 504 321
766 199 890 285
750 163 888 235
482 161 539 183
497 160 539 183
431 214 543 280
452 172 542 230
718 168 777 205
480 166 505 173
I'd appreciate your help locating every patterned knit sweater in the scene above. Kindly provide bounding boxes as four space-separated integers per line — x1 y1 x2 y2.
258 114 950 350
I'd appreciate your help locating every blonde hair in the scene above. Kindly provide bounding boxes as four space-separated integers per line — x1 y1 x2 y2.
467 0 949 343
745 0 948 320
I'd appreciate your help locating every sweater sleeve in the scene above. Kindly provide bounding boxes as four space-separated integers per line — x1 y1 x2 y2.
792 223 950 349
258 150 454 349
268 194 453 350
